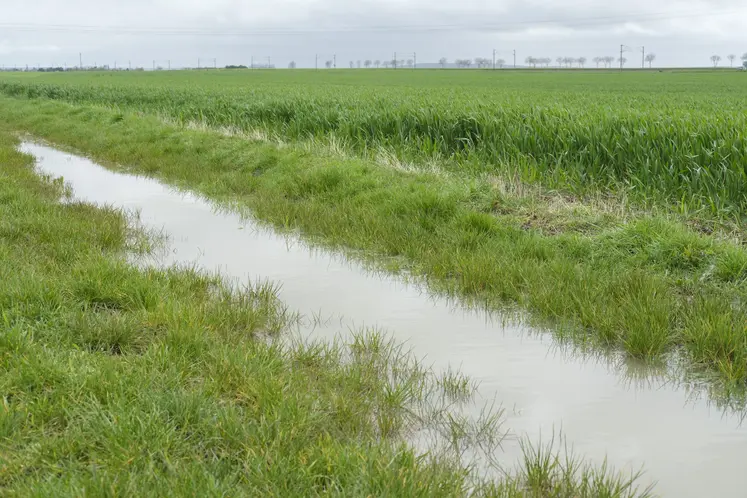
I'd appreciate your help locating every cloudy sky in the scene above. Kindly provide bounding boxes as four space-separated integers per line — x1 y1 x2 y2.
1 0 746 69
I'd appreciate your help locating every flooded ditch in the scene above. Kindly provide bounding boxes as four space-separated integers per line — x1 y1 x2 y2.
21 141 747 497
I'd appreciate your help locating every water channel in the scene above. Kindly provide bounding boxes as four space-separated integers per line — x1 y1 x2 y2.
22 141 747 497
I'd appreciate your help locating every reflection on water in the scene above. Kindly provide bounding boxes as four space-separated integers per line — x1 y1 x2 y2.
22 141 747 498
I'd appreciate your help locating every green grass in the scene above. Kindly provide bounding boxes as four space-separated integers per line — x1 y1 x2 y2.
1 69 746 216
0 119 653 496
0 95 744 396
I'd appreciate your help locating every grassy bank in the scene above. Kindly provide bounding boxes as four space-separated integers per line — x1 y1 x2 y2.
0 96 744 393
0 118 652 496
1 70 746 215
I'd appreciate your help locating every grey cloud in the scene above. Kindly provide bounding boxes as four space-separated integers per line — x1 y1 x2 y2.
0 0 745 68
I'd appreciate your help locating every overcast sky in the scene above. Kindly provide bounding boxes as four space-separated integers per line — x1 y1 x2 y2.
1 0 746 69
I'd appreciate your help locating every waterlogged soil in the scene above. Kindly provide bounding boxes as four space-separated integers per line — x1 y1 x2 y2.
23 142 747 497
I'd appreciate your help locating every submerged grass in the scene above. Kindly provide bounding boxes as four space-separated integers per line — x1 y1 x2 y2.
0 123 652 496
0 96 744 391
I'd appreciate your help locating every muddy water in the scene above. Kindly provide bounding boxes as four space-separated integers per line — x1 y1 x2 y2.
23 141 747 497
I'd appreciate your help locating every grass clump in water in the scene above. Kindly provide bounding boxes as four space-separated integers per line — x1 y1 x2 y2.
483 434 653 498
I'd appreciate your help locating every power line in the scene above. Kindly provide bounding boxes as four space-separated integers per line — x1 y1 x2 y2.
0 8 742 37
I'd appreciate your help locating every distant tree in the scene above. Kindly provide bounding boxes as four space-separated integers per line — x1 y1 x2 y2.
645 53 656 68
618 56 627 68
325 60 333 69
727 54 736 67
578 57 587 68
399 59 405 68
496 58 506 68
525 56 538 68
592 57 601 68
742 53 747 62
364 60 372 68
463 59 472 68
375 60 381 68
406 59 414 68
476 57 492 69
288 61 296 69
357 60 362 68
349 61 354 69
382 60 390 68
604 56 615 68
711 54 721 67
391 59 398 68
439 57 448 69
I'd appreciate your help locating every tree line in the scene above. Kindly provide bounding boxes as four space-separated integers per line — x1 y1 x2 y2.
435 55 650 69
290 52 747 70
710 53 747 68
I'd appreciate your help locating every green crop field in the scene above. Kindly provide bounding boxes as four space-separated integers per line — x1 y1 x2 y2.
1 69 746 216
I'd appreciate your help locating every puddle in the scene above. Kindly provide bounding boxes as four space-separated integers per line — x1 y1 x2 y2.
23 141 747 497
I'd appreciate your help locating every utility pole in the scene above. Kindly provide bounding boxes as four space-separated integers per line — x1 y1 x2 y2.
251 56 254 69
214 58 217 69
641 46 645 69
413 52 416 69
153 60 156 71
114 61 117 70
493 49 496 70
620 44 624 71
79 53 83 69
333 54 336 68
513 49 516 68
267 56 271 68
315 54 318 70
129 60 131 70
394 52 397 69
